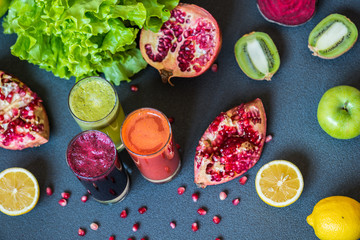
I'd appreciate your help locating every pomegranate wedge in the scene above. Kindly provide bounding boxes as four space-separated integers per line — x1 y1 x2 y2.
194 98 266 188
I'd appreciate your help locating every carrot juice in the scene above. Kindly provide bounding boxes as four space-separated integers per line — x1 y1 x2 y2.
120 108 181 183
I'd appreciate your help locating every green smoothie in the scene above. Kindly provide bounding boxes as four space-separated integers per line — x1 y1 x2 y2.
69 77 125 150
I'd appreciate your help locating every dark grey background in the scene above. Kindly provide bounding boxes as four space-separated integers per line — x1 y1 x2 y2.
1 0 360 239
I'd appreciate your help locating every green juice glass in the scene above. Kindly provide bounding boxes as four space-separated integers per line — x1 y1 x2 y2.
68 76 125 150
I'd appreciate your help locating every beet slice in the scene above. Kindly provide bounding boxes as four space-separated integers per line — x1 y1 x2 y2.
257 0 317 26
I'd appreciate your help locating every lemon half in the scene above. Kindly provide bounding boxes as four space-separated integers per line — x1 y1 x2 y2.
255 160 304 207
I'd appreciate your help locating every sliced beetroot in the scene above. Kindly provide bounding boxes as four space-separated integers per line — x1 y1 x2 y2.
257 0 317 26
194 98 267 188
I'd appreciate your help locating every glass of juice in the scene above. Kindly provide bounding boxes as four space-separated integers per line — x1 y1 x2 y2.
68 76 125 150
66 130 130 204
120 108 181 183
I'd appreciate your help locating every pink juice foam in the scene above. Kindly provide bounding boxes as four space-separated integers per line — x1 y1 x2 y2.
67 131 116 178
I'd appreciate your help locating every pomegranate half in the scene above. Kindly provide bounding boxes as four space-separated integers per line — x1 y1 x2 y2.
0 71 49 150
140 3 222 85
194 98 267 188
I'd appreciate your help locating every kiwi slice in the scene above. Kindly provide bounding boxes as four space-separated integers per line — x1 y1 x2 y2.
234 32 280 81
308 14 358 59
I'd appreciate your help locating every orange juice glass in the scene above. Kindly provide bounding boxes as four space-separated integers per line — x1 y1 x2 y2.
120 108 181 183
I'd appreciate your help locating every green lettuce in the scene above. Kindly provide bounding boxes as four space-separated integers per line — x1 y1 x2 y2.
3 0 179 85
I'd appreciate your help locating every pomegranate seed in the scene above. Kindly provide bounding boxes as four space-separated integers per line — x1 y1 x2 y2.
192 192 199 202
239 176 248 185
219 191 227 200
109 236 115 240
46 187 53 196
138 206 147 214
215 238 221 240
61 192 70 199
177 186 185 195
140 238 146 240
211 63 218 72
168 117 175 124
132 223 139 232
90 222 99 231
170 221 176 229
191 222 199 232
232 198 240 206
81 195 88 203
78 228 86 236
197 208 207 215
176 143 181 149
213 216 221 224
127 238 134 240
58 198 67 207
130 85 138 92
265 134 273 142
120 210 127 218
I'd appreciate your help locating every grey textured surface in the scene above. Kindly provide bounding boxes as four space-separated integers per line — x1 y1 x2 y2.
1 0 360 239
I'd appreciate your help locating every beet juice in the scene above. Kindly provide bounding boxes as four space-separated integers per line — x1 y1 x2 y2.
66 130 130 204
121 108 181 183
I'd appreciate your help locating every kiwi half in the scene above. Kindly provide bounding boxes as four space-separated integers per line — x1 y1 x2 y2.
308 14 358 59
234 32 280 81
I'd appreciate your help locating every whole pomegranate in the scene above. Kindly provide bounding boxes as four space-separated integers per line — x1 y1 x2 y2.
140 3 222 85
194 99 267 188
0 71 49 150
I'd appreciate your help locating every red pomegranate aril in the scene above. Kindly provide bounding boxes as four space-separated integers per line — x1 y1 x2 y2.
81 195 88 203
130 85 139 92
138 206 147 214
232 198 240 206
191 222 199 232
219 191 227 200
213 216 221 224
192 192 199 202
61 192 70 199
197 208 207 215
120 210 127 218
168 117 175 124
58 198 67 207
109 236 115 240
170 221 176 229
177 186 185 195
46 187 53 196
90 222 99 231
239 176 248 185
132 223 139 232
265 134 273 142
78 228 86 236
211 63 218 72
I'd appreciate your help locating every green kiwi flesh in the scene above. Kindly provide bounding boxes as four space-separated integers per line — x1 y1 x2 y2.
308 14 358 59
234 32 280 81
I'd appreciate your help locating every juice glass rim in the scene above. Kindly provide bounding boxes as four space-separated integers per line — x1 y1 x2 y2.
66 130 118 180
68 76 118 124
120 107 173 157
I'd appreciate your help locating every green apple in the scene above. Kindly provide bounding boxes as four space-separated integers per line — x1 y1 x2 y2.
0 0 11 18
317 85 360 139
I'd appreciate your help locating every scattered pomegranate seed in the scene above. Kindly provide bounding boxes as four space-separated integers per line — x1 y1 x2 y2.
130 85 138 92
219 191 227 200
168 117 175 124
58 198 67 207
138 206 147 214
215 238 221 240
61 192 70 200
78 228 86 236
191 222 199 232
239 176 248 185
176 143 181 149
265 134 273 142
170 221 176 229
197 208 207 215
213 216 221 224
46 187 53 196
177 186 185 195
90 222 99 231
109 236 115 240
81 195 88 203
120 210 128 218
140 238 146 240
132 223 139 232
211 63 218 72
192 192 199 202
232 198 240 206
127 238 134 240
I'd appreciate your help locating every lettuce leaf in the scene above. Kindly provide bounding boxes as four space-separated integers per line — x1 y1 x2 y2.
3 0 179 85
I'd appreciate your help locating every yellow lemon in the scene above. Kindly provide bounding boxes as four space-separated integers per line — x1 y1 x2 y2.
255 160 304 207
0 0 11 18
0 167 40 216
307 196 360 240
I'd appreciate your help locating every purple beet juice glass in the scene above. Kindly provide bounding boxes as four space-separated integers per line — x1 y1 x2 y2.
66 130 130 204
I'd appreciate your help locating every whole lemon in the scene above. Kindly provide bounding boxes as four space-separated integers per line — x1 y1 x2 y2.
0 0 11 18
307 196 360 240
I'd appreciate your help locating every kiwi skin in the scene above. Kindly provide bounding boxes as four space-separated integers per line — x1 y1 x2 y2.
308 14 358 59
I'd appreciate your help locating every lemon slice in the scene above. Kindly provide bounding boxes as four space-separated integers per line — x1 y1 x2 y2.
255 160 304 207
0 167 40 216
